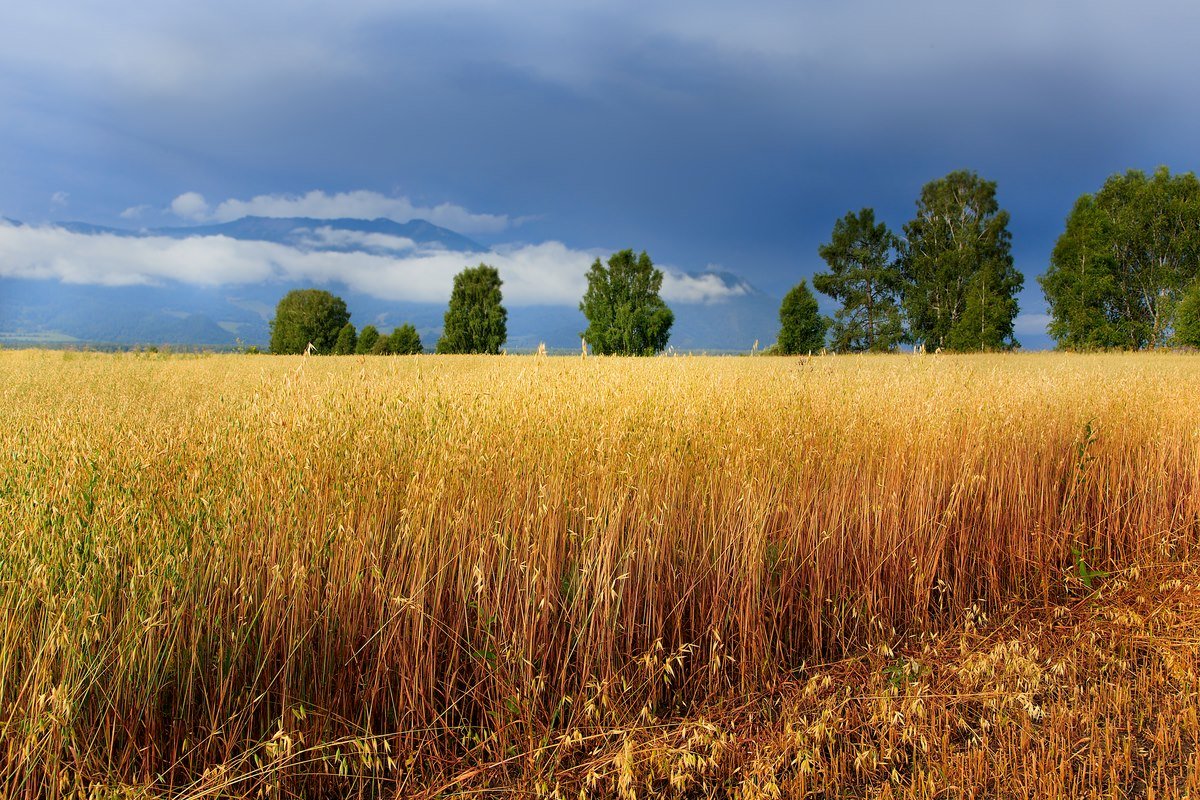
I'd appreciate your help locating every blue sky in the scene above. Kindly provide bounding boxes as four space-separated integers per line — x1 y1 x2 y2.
3 0 1199 345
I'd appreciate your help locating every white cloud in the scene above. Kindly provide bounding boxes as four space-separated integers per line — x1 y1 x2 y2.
0 222 274 287
169 192 210 221
120 204 151 220
50 191 69 207
1014 313 1051 336
0 220 748 306
294 227 421 254
181 190 512 235
662 271 749 304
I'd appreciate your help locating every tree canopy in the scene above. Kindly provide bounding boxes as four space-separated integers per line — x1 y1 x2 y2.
389 323 423 355
355 325 380 355
813 208 905 352
1040 167 1200 349
269 289 351 354
251 168 1200 355
900 171 1023 351
580 250 674 355
777 280 828 354
333 323 357 355
1176 279 1200 348
436 264 507 354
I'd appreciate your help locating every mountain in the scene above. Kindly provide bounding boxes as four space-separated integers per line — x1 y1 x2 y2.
0 279 269 346
0 216 780 351
56 216 486 252
152 216 486 252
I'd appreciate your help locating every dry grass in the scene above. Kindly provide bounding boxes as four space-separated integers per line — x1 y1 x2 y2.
0 350 1198 798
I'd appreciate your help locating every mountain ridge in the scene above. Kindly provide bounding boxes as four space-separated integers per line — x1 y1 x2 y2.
51 216 486 252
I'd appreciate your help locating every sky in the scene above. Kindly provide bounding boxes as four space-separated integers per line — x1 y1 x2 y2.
3 0 1200 345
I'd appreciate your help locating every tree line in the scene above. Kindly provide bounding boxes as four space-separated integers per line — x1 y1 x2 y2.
1042 167 1200 349
269 251 676 356
272 167 1200 356
270 264 509 355
777 166 1200 354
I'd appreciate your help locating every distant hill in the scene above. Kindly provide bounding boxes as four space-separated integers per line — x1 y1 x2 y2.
56 216 486 252
0 216 781 351
0 279 265 347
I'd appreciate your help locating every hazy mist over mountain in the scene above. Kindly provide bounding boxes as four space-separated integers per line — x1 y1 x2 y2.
0 215 780 351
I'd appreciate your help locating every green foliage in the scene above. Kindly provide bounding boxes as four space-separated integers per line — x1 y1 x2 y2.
388 323 423 355
883 658 925 689
370 334 391 355
268 289 351 354
1039 196 1125 349
1070 545 1109 590
355 325 380 355
580 249 674 355
1176 279 1200 348
813 208 906 352
946 260 1023 352
777 280 828 355
900 171 1023 351
1041 167 1200 349
333 322 357 355
436 264 508 354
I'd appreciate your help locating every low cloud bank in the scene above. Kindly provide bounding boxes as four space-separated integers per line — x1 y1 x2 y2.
170 190 512 235
1013 313 1051 337
0 221 750 306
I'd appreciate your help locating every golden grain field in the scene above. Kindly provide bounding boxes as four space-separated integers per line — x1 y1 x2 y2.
1 350 1199 798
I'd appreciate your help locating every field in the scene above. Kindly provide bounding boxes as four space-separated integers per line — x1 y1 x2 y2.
2 350 1200 798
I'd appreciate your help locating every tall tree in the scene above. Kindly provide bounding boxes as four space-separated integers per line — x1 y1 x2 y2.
813 208 906 352
900 171 1023 351
777 280 829 354
332 322 357 355
436 264 507 354
1041 167 1200 349
269 289 351 354
1038 196 1126 349
946 260 1023 351
388 323 423 354
1175 279 1200 348
355 325 380 355
580 250 674 355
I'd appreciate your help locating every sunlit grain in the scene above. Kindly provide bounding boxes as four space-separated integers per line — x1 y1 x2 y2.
1 350 1198 797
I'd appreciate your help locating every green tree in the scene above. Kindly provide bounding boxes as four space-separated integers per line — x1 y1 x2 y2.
1041 167 1200 349
436 264 507 354
900 171 1023 351
777 280 829 354
388 323 423 354
580 250 674 355
1038 196 1125 349
332 322 357 355
269 289 351 354
946 260 1023 351
356 325 380 355
1174 279 1200 348
813 208 906 352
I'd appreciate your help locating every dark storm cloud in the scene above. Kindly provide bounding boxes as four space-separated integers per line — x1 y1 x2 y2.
2 0 1199 346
